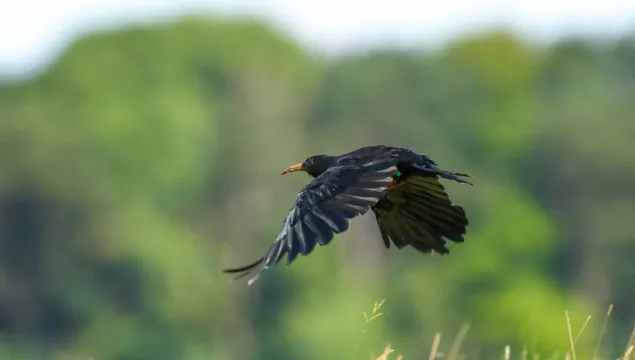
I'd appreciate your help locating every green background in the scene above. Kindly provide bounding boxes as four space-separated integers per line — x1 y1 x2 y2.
0 16 633 360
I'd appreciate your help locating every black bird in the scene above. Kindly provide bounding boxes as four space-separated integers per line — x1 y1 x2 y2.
222 145 472 285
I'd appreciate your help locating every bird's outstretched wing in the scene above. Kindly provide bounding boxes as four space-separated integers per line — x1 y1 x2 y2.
222 158 400 285
372 168 470 255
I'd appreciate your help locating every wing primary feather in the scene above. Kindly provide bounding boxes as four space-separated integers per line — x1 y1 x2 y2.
335 193 378 207
313 206 349 233
356 179 395 188
298 217 320 256
264 238 287 268
362 166 398 179
291 221 311 261
300 212 323 245
302 212 335 247
285 227 300 265
345 187 386 198
405 201 467 230
405 191 465 220
407 198 468 227
323 200 366 215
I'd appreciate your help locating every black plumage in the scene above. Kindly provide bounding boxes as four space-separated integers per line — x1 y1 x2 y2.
222 145 472 285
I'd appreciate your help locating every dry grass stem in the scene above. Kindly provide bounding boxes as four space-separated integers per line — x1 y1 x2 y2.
574 315 592 345
594 304 614 360
364 299 386 324
353 299 387 360
375 344 394 360
448 323 470 360
359 302 632 360
429 333 441 360
565 310 578 360
624 325 635 360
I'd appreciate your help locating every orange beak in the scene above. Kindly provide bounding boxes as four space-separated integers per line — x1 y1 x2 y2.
281 163 304 175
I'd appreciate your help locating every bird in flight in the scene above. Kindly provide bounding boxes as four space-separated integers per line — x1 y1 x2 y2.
222 145 472 285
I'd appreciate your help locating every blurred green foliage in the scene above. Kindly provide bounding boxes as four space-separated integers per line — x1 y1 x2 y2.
0 16 634 360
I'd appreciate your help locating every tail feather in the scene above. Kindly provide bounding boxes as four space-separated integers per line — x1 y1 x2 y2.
222 239 288 285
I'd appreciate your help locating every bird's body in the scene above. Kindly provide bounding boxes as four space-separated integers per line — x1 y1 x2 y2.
222 145 472 285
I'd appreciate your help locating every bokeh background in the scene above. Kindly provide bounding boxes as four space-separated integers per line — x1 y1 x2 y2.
1 1 634 359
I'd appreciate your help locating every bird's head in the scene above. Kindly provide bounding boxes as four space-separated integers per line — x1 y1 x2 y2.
281 154 337 178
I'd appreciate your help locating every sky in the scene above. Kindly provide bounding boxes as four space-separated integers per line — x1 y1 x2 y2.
1 0 635 79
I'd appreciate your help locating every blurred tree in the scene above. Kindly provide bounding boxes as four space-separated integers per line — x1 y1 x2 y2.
0 17 319 360
0 15 632 360
527 38 635 354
